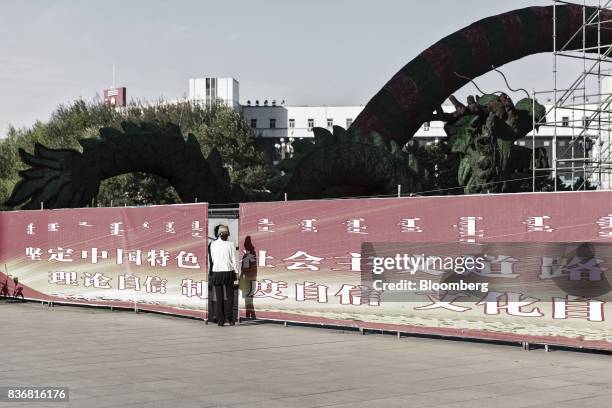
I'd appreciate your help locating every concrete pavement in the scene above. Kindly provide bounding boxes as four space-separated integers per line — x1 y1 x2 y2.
0 301 611 408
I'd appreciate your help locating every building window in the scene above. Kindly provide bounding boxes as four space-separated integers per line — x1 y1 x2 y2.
327 118 333 128
270 118 276 129
205 77 217 105
544 140 551 147
250 119 257 128
308 119 314 130
423 122 430 131
562 116 569 127
346 118 353 128
289 118 295 128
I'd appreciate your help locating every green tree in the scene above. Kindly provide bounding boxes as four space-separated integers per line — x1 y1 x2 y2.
0 98 270 209
0 132 20 210
194 106 270 194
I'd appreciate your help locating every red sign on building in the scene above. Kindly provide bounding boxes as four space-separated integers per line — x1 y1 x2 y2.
104 87 127 107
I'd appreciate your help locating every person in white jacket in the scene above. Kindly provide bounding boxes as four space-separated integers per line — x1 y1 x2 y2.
209 225 237 326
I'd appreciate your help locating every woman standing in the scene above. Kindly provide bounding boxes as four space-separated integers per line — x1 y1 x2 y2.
209 225 237 326
240 236 257 319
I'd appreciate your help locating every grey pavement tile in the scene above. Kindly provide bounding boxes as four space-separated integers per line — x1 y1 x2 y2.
505 377 578 389
417 387 500 402
544 394 612 408
204 388 363 408
64 394 134 408
440 394 549 408
118 399 213 408
532 381 608 394
1 302 611 408
529 405 569 408
516 388 605 404
320 393 461 408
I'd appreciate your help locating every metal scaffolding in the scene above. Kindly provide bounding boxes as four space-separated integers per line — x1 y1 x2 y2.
532 0 612 191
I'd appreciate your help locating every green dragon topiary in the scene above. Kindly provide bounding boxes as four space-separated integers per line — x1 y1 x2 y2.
6 4 609 208
439 93 548 194
267 93 547 197
7 122 245 209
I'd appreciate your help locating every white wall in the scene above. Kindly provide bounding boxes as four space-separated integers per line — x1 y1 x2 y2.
188 77 240 109
242 104 453 139
242 105 363 139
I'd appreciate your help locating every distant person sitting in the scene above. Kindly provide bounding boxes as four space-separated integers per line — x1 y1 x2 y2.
1 278 9 298
12 277 24 300
209 225 237 326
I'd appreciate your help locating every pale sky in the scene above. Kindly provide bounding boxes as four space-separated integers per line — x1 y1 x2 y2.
0 0 580 137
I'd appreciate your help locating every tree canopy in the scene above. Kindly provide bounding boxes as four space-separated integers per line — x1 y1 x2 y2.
0 99 270 210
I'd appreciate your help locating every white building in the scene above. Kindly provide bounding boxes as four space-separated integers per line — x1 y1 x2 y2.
188 77 240 110
187 76 611 189
241 98 610 189
241 105 363 139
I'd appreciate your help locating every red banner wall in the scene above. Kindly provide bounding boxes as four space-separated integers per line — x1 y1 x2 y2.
0 204 208 318
239 191 612 350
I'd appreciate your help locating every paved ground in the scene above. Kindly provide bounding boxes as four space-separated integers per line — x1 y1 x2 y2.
0 302 611 408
